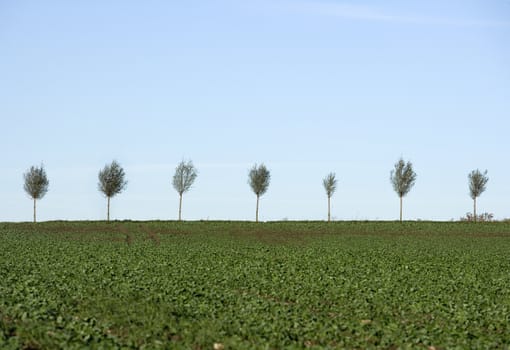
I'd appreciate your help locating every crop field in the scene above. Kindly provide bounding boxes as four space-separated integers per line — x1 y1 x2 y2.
1 221 510 349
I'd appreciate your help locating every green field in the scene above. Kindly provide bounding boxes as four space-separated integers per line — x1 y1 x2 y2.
1 221 510 349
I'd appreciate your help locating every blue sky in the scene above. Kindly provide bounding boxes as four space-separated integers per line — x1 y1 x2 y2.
1 0 509 221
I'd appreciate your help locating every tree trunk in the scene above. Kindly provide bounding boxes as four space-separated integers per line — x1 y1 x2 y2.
33 198 36 223
107 196 110 222
327 196 331 222
256 194 259 223
473 197 477 223
179 193 183 221
399 196 403 222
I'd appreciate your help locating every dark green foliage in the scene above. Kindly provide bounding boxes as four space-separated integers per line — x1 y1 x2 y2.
468 169 488 199
248 164 270 196
1 221 510 349
98 160 127 198
390 158 416 198
23 165 49 200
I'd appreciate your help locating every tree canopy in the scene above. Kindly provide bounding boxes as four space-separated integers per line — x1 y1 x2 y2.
323 173 337 198
390 158 416 198
24 165 49 200
248 164 270 196
98 160 127 198
173 160 198 195
468 169 488 199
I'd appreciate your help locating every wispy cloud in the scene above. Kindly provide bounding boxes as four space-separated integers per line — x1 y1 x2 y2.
283 1 510 27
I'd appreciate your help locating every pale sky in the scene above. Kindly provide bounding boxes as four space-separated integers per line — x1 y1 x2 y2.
1 1 509 221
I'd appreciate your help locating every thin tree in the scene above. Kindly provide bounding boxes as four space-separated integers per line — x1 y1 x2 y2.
172 160 198 221
98 160 127 221
390 158 417 222
23 165 49 223
468 169 488 222
248 164 270 222
322 172 337 222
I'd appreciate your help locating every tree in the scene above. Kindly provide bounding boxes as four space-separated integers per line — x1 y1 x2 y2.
172 160 198 221
23 165 49 223
390 158 417 222
248 164 270 222
98 160 127 221
322 172 337 222
468 169 488 222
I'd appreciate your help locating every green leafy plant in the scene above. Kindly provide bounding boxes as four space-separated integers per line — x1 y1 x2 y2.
1 221 510 349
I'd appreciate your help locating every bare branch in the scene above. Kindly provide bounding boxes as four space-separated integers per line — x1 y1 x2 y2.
172 160 198 195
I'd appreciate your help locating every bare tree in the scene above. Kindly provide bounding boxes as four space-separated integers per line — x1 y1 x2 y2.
23 165 49 223
322 172 337 222
248 164 270 222
172 160 198 221
468 169 488 222
98 160 127 221
390 158 416 222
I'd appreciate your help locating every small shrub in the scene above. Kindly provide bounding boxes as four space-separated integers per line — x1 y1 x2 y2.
460 212 494 222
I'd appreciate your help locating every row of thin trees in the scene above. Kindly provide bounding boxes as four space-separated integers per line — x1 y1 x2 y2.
22 158 489 223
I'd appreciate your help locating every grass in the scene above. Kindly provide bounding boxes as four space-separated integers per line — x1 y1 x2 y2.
1 221 510 349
